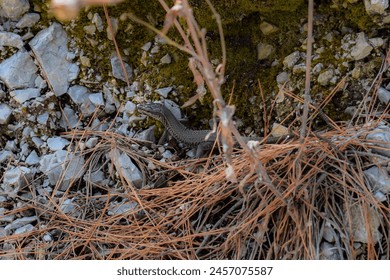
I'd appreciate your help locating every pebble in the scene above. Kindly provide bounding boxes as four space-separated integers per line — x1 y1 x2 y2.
0 50 38 89
160 53 172 64
92 13 104 32
39 150 85 191
364 0 389 15
89 92 104 106
29 23 78 96
0 32 23 49
0 0 29 20
283 51 301 69
85 137 99 148
377 87 390 104
257 43 274 60
47 137 70 151
350 32 373 61
25 150 40 165
276 71 289 84
259 21 279 35
3 166 32 192
83 25 97 35
366 125 390 157
108 201 138 215
10 88 40 103
317 68 335 86
37 112 49 125
0 103 12 124
106 17 119 40
348 204 382 243
155 87 173 98
5 216 37 231
364 166 390 194
111 55 133 82
15 13 40 28
110 150 143 188
59 105 81 129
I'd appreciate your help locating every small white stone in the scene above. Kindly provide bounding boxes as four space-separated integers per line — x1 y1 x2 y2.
25 150 40 165
89 92 104 106
0 103 12 124
47 137 70 151
10 88 40 103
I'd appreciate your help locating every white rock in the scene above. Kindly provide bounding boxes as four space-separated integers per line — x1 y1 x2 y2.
0 50 38 89
283 51 301 68
37 112 49 125
0 0 29 20
108 201 138 215
364 166 390 194
350 32 373 61
0 150 14 163
15 12 40 28
39 150 85 191
85 137 98 148
47 137 70 151
276 71 289 84
366 125 390 157
377 87 390 104
364 0 389 15
3 166 32 192
0 103 12 124
89 92 104 106
257 43 274 60
10 88 40 103
348 204 382 244
317 69 335 86
59 105 81 129
5 216 37 231
155 87 173 98
109 149 143 188
29 23 77 96
111 55 132 82
0 32 23 49
25 150 40 165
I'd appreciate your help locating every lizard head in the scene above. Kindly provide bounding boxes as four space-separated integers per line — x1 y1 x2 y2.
137 102 165 121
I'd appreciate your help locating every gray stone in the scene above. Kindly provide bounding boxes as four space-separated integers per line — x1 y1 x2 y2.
350 32 373 61
155 87 173 98
89 92 104 106
47 137 70 151
92 13 104 32
364 166 390 194
364 0 389 15
0 0 29 20
10 88 40 103
108 201 138 215
283 51 301 68
25 150 40 165
85 137 98 148
0 207 14 223
109 149 143 188
377 87 390 104
106 17 119 40
59 106 81 129
366 125 390 157
348 204 382 244
319 242 341 260
259 21 279 35
276 71 289 84
68 85 89 104
0 50 38 89
5 216 37 231
0 151 14 163
111 55 132 82
37 112 49 125
0 32 23 49
15 13 40 28
2 166 32 193
257 43 274 60
136 126 156 143
160 53 172 64
0 103 12 124
39 150 85 191
29 23 78 96
141 42 152 51
317 69 335 86
14 224 34 235
124 101 136 115
83 25 96 35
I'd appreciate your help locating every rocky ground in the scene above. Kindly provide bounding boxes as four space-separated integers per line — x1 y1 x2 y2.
0 0 389 259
